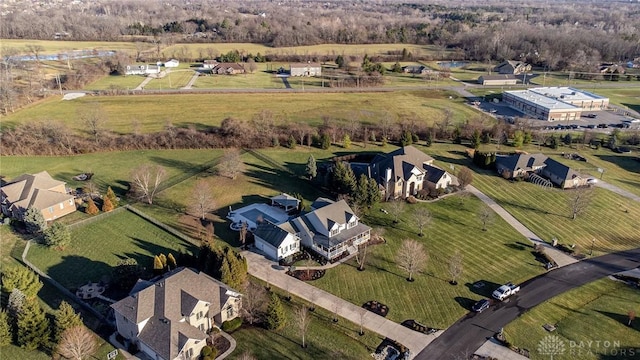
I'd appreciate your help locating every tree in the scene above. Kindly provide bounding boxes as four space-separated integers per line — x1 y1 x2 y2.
1 266 43 299
43 222 71 249
355 242 369 271
457 167 473 190
167 253 177 270
241 281 267 325
112 258 142 291
388 199 405 224
629 310 636 326
478 206 496 231
85 198 99 215
342 134 351 149
471 129 481 149
425 130 433 147
218 148 244 180
396 239 428 282
239 221 248 248
358 308 367 336
331 161 357 196
319 133 331 149
56 325 97 360
0 310 11 347
130 164 166 204
568 187 593 220
400 130 413 147
153 255 164 274
78 106 107 144
246 58 257 73
305 155 317 180
367 178 381 206
513 130 525 148
101 196 114 212
54 301 82 343
188 179 215 220
413 208 432 237
17 298 49 351
354 174 369 207
448 250 464 285
295 305 311 348
23 206 47 234
7 288 26 321
266 292 286 330
159 254 167 268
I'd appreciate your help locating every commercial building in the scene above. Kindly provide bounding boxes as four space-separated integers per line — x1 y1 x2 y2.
477 74 518 86
503 87 609 121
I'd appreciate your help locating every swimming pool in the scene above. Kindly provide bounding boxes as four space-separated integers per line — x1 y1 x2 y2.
227 203 289 230
437 61 468 68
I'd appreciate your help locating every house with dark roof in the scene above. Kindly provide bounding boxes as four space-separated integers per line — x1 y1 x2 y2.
540 158 587 189
402 65 429 75
1 171 76 221
212 63 246 75
253 220 300 261
424 164 459 189
494 60 531 75
111 267 242 360
495 153 548 179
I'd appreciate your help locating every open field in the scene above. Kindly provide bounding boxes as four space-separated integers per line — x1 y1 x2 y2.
85 73 147 90
589 88 640 112
1 90 483 134
0 39 149 54
26 209 197 289
193 71 286 89
143 69 194 89
504 278 640 360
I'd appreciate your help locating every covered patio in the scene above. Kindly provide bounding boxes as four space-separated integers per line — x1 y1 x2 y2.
270 193 300 212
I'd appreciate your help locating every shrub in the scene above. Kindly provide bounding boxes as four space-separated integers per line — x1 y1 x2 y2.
221 317 242 333
201 345 213 357
406 196 418 204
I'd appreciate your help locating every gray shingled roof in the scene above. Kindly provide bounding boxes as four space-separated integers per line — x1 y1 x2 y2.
495 153 547 174
543 158 580 181
370 146 434 183
1 171 73 212
253 221 292 248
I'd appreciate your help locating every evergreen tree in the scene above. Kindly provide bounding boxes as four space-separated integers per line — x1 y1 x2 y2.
287 135 296 149
101 196 114 212
220 260 233 287
331 162 357 196
471 129 481 149
105 186 119 207
481 131 492 144
342 134 351 149
54 301 82 343
159 254 167 269
549 135 558 149
112 258 142 291
400 130 413 147
367 178 382 206
221 251 247 289
265 293 286 330
153 256 164 274
43 222 71 249
7 288 26 321
0 310 11 347
85 198 99 215
167 253 177 270
391 61 403 73
513 130 525 148
305 156 317 179
354 174 369 206
17 299 49 351
23 207 47 234
1 266 43 299
319 133 331 150
425 131 433 147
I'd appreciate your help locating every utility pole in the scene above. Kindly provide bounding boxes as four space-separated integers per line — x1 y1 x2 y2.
56 73 63 95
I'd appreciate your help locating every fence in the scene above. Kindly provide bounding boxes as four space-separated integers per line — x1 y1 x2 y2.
245 149 295 176
125 205 200 247
66 206 127 230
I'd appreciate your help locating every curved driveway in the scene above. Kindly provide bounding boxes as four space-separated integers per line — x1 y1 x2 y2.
415 247 640 360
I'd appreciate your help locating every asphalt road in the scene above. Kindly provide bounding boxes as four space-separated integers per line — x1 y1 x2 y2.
416 247 640 360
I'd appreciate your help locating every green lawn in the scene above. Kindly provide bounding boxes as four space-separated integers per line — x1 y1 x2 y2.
505 278 640 360
143 69 195 90
587 88 640 111
26 209 198 289
193 71 286 89
0 39 146 55
1 90 485 134
86 74 147 90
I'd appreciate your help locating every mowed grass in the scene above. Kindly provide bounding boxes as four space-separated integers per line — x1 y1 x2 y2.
589 88 640 110
0 39 146 55
143 69 195 89
505 278 640 360
471 171 640 256
1 90 483 134
86 74 147 90
26 209 197 289
193 71 286 89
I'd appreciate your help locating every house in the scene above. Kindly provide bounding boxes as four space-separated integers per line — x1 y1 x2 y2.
125 64 160 75
368 146 435 199
289 63 322 77
289 198 371 260
164 59 180 68
402 65 429 75
540 158 587 189
253 221 300 261
495 153 548 179
424 164 459 189
599 63 625 74
477 74 518 86
202 60 218 69
494 60 531 75
1 171 76 221
212 63 246 75
111 267 242 360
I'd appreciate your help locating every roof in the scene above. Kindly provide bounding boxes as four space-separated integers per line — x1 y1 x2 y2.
214 63 245 71
495 153 548 173
504 90 580 111
1 171 73 211
270 193 300 209
310 197 334 210
290 62 322 68
529 87 606 102
111 268 240 359
543 158 581 181
370 146 434 182
479 74 517 81
423 164 447 183
304 199 356 232
253 221 293 248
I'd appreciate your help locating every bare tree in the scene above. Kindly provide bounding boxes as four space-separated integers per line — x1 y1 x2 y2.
478 206 496 231
218 148 244 180
448 250 464 285
130 164 166 205
188 179 215 220
241 281 268 325
295 305 311 348
457 167 474 190
629 310 636 326
396 239 428 282
237 351 257 360
413 208 432 237
568 187 594 220
388 199 405 224
239 221 248 248
371 227 386 243
56 325 97 360
78 106 107 144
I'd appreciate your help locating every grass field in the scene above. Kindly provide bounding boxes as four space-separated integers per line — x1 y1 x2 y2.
86 74 147 90
1 90 483 134
26 209 198 289
143 69 195 90
193 71 286 89
504 278 640 360
588 88 640 112
0 39 148 55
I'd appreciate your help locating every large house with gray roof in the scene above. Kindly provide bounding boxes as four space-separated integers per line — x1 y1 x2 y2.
111 267 242 360
253 221 300 261
1 171 76 221
495 153 587 189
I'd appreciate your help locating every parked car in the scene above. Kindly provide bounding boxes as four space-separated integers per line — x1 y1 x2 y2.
472 298 490 313
615 147 631 153
492 282 521 301
585 113 597 118
587 178 598 185
597 123 608 128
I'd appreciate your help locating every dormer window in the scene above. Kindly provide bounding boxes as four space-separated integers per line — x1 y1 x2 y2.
347 219 357 229
330 228 340 237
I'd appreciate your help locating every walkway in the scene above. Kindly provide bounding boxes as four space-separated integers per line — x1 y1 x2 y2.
134 76 153 91
475 338 530 360
466 185 577 267
243 250 439 358
182 72 200 90
595 181 640 203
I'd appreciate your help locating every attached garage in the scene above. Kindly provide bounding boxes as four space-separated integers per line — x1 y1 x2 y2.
253 221 300 261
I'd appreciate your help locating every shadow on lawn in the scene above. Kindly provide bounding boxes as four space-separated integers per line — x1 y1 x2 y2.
127 237 198 269
431 151 473 167
465 280 501 298
596 310 640 332
454 296 475 311
244 163 323 201
596 155 640 175
47 255 110 290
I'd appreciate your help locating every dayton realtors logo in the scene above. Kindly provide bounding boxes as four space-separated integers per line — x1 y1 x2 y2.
538 335 638 359
537 335 566 359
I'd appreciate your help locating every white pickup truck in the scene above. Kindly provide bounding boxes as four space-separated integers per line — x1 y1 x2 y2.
492 282 521 301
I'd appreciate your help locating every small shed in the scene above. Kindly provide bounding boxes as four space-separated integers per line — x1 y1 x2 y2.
478 74 518 86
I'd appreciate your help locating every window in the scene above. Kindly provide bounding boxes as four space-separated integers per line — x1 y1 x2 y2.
59 203 64 209
186 348 193 359
227 306 234 318
48 207 54 213
330 228 339 237
68 199 74 205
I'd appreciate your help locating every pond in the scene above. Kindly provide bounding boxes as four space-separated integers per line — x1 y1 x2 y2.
437 61 469 68
4 50 116 62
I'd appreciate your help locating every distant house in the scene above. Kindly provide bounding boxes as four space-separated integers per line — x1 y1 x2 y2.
539 158 587 189
212 63 246 75
290 63 322 77
1 171 76 221
111 267 242 360
402 65 429 75
478 74 518 86
164 59 180 68
494 60 531 75
495 153 548 179
253 221 300 261
125 64 160 75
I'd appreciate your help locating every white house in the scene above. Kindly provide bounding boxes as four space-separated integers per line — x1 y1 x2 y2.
125 64 160 75
290 62 322 77
164 59 180 68
253 221 300 261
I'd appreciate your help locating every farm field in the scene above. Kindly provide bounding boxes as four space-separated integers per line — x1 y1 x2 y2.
142 69 195 89
504 278 640 360
1 90 484 134
85 73 147 90
0 39 149 54
193 71 286 89
26 209 198 289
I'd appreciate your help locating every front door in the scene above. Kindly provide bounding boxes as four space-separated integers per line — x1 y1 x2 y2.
409 182 416 196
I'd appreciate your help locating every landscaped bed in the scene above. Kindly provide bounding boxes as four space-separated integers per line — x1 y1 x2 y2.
287 269 326 281
363 300 389 317
401 320 438 335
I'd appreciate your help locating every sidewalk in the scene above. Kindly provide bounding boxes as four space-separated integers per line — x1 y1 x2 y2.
134 76 153 91
475 338 530 360
467 185 577 267
243 250 439 358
